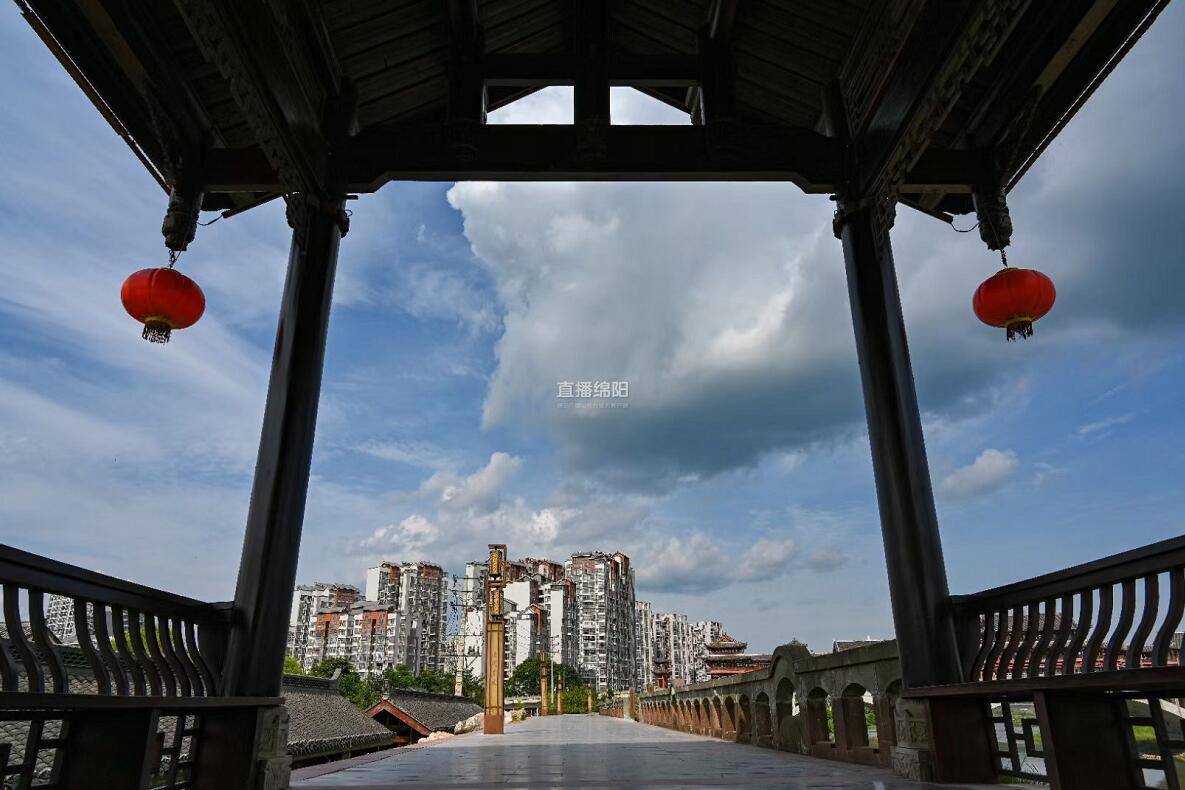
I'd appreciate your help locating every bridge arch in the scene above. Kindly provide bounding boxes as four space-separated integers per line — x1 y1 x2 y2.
736 694 752 743
775 677 803 752
838 683 870 752
806 687 833 750
754 692 773 746
721 696 737 741
710 698 723 737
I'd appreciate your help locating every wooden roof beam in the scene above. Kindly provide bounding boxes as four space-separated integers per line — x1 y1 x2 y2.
573 0 610 129
446 0 486 157
852 0 1030 230
690 0 738 126
202 125 977 192
173 0 341 196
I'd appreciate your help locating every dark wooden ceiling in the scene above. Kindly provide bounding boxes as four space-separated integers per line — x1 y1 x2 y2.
17 0 1170 219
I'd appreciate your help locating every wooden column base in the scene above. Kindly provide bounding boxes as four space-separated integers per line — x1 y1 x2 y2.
484 713 504 735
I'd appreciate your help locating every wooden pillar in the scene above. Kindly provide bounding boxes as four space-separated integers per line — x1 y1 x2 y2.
539 648 550 716
222 194 346 697
836 198 962 688
484 544 506 734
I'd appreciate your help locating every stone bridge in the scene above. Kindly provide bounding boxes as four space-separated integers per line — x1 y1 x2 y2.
638 640 911 772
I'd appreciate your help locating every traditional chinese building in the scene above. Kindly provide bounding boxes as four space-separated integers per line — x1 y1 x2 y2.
704 634 771 679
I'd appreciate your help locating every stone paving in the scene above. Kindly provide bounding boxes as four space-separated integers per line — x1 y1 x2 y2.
291 713 1020 789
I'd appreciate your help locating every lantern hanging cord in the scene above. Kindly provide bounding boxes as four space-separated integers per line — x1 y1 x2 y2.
950 220 980 234
198 215 222 227
167 249 180 268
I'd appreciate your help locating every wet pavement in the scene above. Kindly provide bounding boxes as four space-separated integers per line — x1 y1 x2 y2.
292 713 1021 789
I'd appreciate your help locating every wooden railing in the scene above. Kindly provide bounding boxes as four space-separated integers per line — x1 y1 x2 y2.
0 544 231 698
0 545 285 789
907 536 1185 788
951 534 1185 686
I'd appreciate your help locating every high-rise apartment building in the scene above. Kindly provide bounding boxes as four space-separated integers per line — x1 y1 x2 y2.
364 562 401 604
303 601 401 677
634 600 656 690
288 582 360 666
45 593 78 645
565 551 637 692
690 620 723 682
397 561 448 674
545 579 579 669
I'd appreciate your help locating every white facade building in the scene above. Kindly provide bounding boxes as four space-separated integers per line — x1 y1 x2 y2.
565 551 637 692
45 593 78 645
287 582 360 666
364 562 401 604
397 561 448 674
634 600 656 690
302 601 401 677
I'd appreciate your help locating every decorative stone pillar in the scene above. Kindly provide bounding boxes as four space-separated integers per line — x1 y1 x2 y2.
891 698 934 781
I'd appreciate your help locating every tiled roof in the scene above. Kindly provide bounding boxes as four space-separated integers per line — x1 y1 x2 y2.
283 674 394 758
368 689 483 734
0 641 392 774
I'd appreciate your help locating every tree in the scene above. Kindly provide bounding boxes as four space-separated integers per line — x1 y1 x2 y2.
283 656 304 675
307 658 379 710
560 686 588 714
506 657 585 697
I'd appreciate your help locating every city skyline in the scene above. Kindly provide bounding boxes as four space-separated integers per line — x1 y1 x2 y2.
284 549 760 692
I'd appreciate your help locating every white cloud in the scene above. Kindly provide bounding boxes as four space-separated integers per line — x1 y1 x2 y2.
353 440 457 470
421 452 523 512
1076 412 1136 437
737 537 798 581
939 449 1020 502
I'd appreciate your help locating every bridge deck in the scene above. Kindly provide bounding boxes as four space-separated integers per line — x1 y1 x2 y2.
292 713 1024 788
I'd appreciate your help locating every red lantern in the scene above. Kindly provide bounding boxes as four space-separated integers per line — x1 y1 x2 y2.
972 267 1055 341
120 267 205 343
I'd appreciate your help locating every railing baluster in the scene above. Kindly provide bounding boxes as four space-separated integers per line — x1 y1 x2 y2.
171 617 202 696
144 614 177 696
110 606 145 695
985 609 1011 680
1151 567 1184 667
73 598 111 695
1045 594 1075 677
0 636 18 691
185 620 217 695
91 602 129 695
1105 578 1137 671
1028 597 1057 677
1013 601 1041 678
996 605 1026 680
970 610 998 681
1083 584 1114 672
2 584 43 692
1063 588 1095 675
27 590 68 693
159 616 192 696
1128 572 1160 668
127 609 162 695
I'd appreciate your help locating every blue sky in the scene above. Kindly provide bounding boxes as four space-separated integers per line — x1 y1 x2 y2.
1 6 1183 652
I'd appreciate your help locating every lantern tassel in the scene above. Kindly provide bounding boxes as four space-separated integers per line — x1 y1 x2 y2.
1005 321 1034 342
141 321 172 343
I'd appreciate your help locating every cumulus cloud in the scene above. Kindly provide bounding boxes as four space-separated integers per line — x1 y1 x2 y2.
939 449 1020 502
738 538 798 581
421 452 523 512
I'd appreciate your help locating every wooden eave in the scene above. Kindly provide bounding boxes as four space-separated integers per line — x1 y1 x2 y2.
18 0 1169 219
